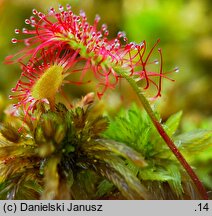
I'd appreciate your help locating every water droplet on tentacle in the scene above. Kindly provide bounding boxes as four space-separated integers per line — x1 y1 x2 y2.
59 5 64 12
117 31 126 39
104 30 109 36
66 4 71 10
95 14 100 23
14 29 20 34
123 37 128 42
38 12 45 19
11 38 18 44
80 10 86 18
49 7 55 14
32 9 37 15
30 16 36 22
22 28 28 33
97 32 102 38
101 24 107 31
174 67 179 73
24 39 30 46
154 59 159 64
25 19 31 25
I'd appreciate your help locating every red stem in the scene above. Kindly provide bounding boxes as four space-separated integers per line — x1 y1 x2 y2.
117 68 208 200
153 120 208 200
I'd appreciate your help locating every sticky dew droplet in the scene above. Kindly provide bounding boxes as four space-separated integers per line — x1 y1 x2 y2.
14 29 20 34
97 32 102 38
104 30 109 36
30 16 36 22
117 31 126 39
80 10 86 18
25 19 31 25
101 24 107 32
49 7 55 14
24 39 30 46
59 5 64 12
154 59 159 64
38 12 45 19
66 4 71 10
174 67 179 73
123 37 128 42
11 38 18 44
95 14 100 23
76 16 80 22
32 9 38 15
22 28 28 33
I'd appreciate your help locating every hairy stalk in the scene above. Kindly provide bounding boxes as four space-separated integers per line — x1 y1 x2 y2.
116 69 208 200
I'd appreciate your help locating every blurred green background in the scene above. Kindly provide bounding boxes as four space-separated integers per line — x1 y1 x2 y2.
0 0 212 192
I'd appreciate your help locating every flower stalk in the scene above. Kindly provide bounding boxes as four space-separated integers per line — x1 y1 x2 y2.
116 68 208 200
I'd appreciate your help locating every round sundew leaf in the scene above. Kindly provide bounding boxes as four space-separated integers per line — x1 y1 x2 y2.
31 65 64 100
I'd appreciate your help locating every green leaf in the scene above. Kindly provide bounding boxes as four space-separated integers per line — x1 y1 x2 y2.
188 147 212 189
91 153 150 199
138 166 174 182
0 123 20 143
88 116 109 138
41 156 60 199
0 180 14 199
96 179 114 197
91 157 149 199
103 104 155 157
0 172 42 200
15 180 42 200
71 170 99 200
166 164 183 198
174 130 212 154
164 111 183 136
85 139 147 168
193 146 212 162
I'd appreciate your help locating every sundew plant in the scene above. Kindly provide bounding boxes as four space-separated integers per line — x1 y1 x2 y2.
0 4 211 200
